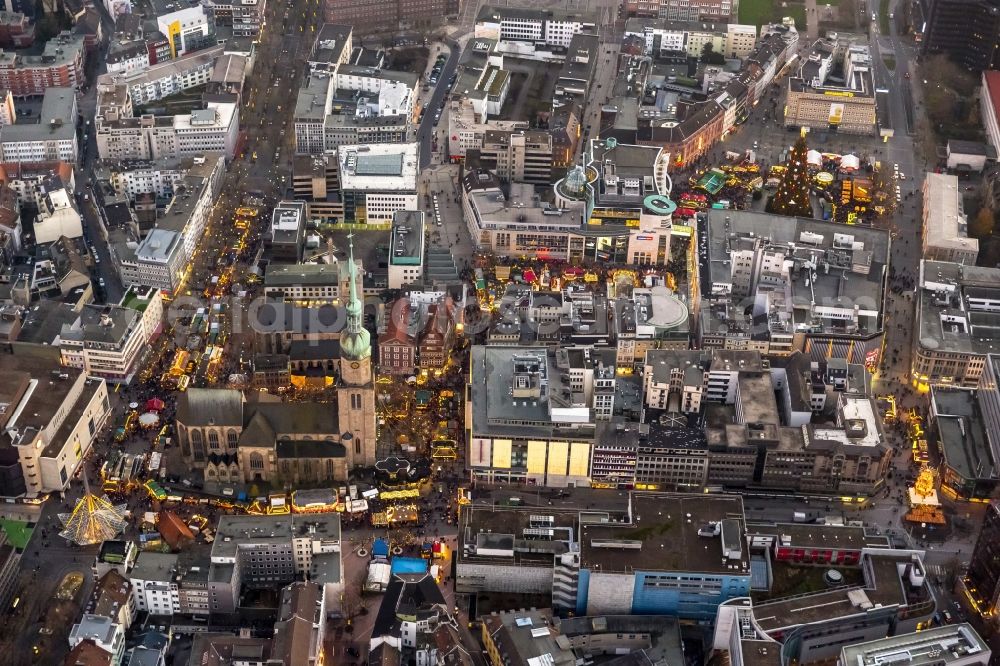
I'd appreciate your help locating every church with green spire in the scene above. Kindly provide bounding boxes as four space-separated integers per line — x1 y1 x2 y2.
337 235 377 467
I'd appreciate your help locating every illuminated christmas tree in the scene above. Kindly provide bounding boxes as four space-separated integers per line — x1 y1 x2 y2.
767 129 814 217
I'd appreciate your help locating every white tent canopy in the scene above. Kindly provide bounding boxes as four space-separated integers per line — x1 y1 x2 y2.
840 154 860 172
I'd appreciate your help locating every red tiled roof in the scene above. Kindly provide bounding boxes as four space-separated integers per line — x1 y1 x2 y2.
984 71 1000 123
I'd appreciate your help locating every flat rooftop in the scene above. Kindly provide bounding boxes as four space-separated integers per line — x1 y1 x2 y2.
701 210 889 336
917 260 1000 355
294 74 331 121
839 623 990 666
924 173 977 255
338 143 418 192
932 388 998 482
173 102 237 131
2 87 77 142
99 45 224 91
476 4 596 25
752 552 927 632
748 522 891 551
310 23 353 65
131 552 178 582
580 493 749 575
211 53 247 86
390 211 424 265
465 176 584 230
264 262 344 288
458 504 584 567
212 515 341 560
136 227 182 263
0 355 94 458
0 31 84 68
811 395 882 449
738 372 779 425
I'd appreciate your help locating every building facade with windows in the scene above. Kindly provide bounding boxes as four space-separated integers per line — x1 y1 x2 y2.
1 355 112 495
207 515 342 614
0 32 86 96
912 261 998 391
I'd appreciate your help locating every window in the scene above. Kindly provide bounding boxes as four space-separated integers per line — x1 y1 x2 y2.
250 453 264 470
227 430 239 447
208 431 220 449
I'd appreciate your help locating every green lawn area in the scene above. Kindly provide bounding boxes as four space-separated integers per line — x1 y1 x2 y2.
878 0 890 33
0 519 34 550
752 565 864 603
122 291 149 312
738 0 806 28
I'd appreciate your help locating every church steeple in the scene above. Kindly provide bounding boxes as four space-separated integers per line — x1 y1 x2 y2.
340 234 371 361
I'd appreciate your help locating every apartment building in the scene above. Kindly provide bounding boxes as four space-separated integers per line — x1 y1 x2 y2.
33 183 81 244
68 615 126 666
0 355 111 495
106 40 151 75
293 66 416 155
156 6 214 57
624 19 756 59
96 89 239 161
90 570 136 631
117 155 225 295
0 31 86 96
207 515 343 614
478 130 553 185
0 160 75 207
0 87 78 163
129 552 181 615
475 6 597 57
97 45 224 105
58 302 157 384
98 156 191 200
446 97 527 161
307 23 354 70
923 173 979 264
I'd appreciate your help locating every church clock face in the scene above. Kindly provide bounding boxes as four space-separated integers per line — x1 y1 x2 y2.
351 362 360 369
